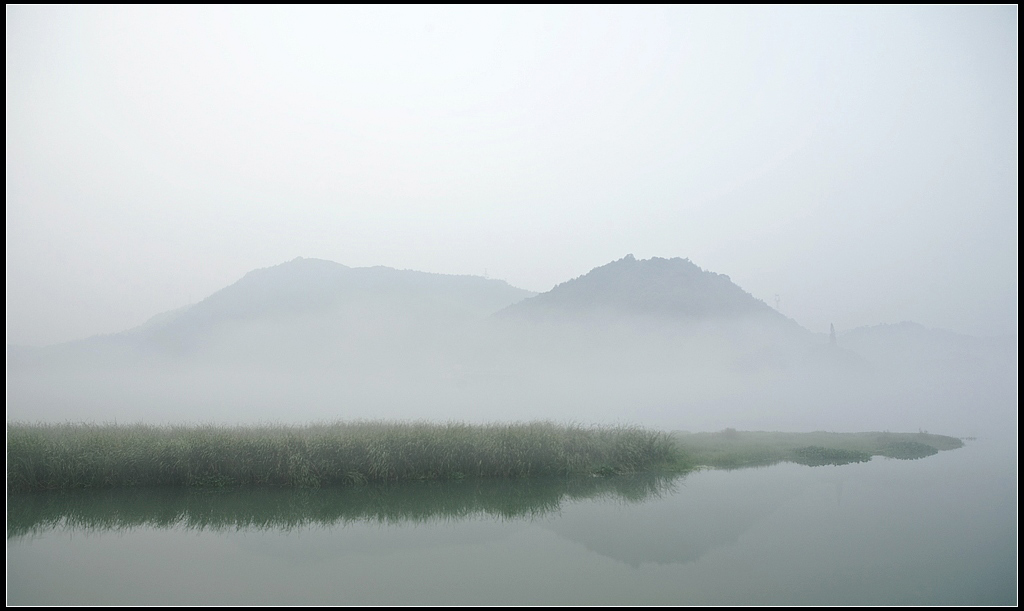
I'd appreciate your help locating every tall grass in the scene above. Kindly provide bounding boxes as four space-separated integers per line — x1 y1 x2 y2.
7 421 685 492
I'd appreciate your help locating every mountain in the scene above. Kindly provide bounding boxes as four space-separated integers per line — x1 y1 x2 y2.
9 255 807 373
153 257 534 327
498 254 793 325
501 253 782 321
11 255 1011 434
9 257 536 367
140 257 530 344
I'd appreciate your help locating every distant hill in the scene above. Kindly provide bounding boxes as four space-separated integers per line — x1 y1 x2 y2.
499 254 794 325
131 257 536 358
8 256 1015 433
839 321 1014 366
10 257 536 366
143 257 530 329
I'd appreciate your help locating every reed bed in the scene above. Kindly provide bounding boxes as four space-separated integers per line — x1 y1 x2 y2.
7 421 685 492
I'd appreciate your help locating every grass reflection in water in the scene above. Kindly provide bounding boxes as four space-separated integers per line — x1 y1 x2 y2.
7 472 683 538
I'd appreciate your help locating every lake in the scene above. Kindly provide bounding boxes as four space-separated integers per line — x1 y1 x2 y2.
7 434 1016 605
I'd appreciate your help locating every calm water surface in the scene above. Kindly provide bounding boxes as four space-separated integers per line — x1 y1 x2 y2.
8 436 1016 605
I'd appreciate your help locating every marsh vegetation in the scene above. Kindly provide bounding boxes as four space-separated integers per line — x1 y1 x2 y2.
7 421 684 493
675 429 963 469
9 421 965 494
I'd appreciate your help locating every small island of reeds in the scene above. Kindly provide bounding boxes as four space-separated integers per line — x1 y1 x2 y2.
674 429 965 469
7 421 684 493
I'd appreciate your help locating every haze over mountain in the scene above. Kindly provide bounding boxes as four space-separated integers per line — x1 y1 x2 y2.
501 255 791 323
9 8 1016 350
10 257 534 366
7 255 1015 436
177 257 535 326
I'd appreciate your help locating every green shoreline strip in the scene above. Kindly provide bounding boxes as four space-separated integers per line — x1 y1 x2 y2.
7 422 964 493
673 429 964 469
7 421 685 492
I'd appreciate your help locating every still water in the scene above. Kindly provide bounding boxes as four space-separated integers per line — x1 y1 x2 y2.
8 436 1016 605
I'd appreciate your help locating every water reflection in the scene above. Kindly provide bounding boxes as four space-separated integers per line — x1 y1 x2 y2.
8 444 1016 605
8 472 683 538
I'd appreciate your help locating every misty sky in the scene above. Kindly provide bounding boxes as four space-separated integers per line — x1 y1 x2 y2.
6 6 1018 347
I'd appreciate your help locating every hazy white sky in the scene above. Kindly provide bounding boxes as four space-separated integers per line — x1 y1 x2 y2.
6 6 1018 346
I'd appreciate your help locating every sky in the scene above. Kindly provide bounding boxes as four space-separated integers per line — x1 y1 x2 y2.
6 6 1018 347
